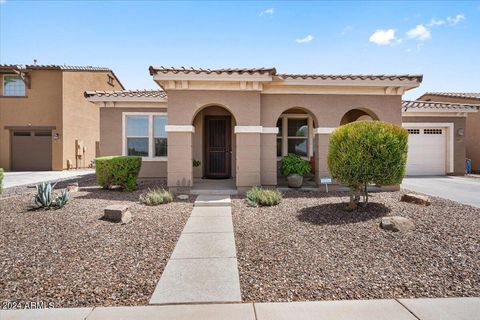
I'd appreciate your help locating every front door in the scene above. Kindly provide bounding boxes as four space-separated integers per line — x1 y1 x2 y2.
204 116 231 178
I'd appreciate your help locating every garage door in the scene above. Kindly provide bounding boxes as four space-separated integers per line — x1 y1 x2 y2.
11 130 52 171
405 128 446 176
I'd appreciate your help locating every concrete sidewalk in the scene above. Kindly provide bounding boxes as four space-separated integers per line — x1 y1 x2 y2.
149 195 241 304
2 298 478 320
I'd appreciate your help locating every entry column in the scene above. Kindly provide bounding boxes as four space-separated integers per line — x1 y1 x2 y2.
314 127 335 184
166 125 194 191
234 126 261 191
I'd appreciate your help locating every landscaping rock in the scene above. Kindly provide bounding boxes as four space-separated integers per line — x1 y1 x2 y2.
381 216 415 232
177 194 189 200
67 182 79 192
104 204 132 224
401 193 431 206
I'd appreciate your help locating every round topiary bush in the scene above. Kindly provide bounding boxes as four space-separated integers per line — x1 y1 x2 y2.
96 156 142 192
327 121 408 209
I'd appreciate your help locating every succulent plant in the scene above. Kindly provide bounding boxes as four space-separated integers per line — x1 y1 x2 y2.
34 182 56 209
54 189 70 208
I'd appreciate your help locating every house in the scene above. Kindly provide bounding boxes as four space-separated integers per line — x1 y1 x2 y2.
415 92 480 173
0 64 124 171
86 67 423 191
401 100 479 176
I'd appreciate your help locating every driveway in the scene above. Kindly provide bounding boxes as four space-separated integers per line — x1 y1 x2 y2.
402 176 480 208
2 169 95 189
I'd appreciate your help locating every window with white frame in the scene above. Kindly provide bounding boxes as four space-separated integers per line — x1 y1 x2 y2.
3 75 26 96
124 113 167 159
277 114 313 159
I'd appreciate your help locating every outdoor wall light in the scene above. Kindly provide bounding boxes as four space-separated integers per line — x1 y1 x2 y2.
457 128 464 136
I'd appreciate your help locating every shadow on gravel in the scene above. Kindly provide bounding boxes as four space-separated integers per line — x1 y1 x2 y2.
297 202 390 225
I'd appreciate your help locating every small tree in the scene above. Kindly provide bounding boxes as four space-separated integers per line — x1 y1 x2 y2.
328 121 408 210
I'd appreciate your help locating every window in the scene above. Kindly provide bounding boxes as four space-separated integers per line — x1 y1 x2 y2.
277 115 313 159
407 129 420 135
3 75 26 96
424 129 442 135
107 74 115 86
124 113 167 159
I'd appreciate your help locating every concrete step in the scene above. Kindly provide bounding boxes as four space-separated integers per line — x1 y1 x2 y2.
191 189 238 195
194 195 231 207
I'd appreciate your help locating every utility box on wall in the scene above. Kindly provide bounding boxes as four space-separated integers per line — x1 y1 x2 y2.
75 139 86 168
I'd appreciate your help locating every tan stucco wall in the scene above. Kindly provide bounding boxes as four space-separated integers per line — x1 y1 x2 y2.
402 115 467 175
99 106 168 178
0 70 63 170
62 71 123 170
419 94 480 171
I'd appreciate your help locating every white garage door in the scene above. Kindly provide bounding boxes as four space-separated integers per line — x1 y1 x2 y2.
406 128 446 176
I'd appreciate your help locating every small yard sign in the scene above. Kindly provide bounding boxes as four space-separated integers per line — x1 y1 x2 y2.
320 176 332 192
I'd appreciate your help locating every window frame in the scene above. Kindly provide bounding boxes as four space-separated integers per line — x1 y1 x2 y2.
2 74 26 97
277 114 314 160
122 112 168 161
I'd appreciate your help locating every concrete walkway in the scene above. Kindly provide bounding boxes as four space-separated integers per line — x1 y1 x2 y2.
402 176 480 208
149 195 241 304
2 169 95 189
3 298 479 320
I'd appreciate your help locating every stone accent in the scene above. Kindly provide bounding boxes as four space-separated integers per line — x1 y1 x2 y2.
381 216 415 232
177 194 189 200
103 204 131 224
401 193 431 206
67 182 79 192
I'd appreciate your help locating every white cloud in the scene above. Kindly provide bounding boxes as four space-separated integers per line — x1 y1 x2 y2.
407 24 431 41
447 14 465 25
259 8 274 16
295 35 314 43
428 18 445 27
0 0 6 4
341 25 354 35
369 29 396 45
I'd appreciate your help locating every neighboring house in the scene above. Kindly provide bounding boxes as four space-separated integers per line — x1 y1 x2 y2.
402 100 479 175
86 67 422 191
416 92 480 173
0 64 124 171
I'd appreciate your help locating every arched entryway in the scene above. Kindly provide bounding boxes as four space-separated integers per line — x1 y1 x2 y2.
192 105 237 180
340 108 379 125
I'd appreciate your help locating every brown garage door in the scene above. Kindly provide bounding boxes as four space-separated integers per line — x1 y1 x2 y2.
11 130 52 171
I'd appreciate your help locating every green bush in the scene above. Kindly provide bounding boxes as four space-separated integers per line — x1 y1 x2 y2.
246 186 282 207
140 188 173 205
328 121 408 209
0 168 3 194
280 154 312 176
96 156 142 191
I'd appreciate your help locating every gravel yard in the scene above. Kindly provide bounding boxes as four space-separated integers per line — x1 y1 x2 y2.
232 190 480 302
0 177 193 307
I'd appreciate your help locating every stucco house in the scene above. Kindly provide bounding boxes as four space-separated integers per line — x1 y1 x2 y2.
415 92 480 173
0 64 124 171
86 66 423 191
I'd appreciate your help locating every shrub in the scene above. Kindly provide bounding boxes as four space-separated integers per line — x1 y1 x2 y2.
55 189 70 208
246 186 282 207
139 188 173 206
328 121 408 209
280 154 311 176
0 168 3 194
33 182 70 209
96 156 142 192
193 160 201 167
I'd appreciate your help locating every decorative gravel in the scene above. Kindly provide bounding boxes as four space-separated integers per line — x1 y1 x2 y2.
0 177 193 307
232 190 480 302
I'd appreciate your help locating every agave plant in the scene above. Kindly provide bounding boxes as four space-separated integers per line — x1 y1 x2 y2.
34 182 56 209
54 189 70 208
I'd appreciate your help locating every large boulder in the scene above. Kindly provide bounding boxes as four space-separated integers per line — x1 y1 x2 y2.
381 216 414 232
401 193 431 206
103 204 131 224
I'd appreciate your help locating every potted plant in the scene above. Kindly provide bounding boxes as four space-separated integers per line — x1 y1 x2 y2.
280 153 312 188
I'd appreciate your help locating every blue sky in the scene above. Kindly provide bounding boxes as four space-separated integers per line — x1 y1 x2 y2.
1 1 479 99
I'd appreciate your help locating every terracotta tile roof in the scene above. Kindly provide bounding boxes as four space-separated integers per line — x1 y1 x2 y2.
420 92 480 101
149 66 276 76
278 73 423 82
0 64 114 72
84 89 167 99
402 100 480 112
